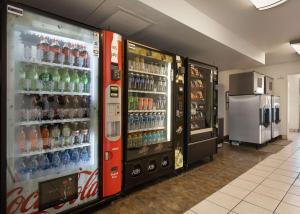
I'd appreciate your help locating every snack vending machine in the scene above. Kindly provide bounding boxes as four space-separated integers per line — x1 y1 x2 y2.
174 56 185 171
123 41 174 190
102 31 123 197
185 59 218 166
1 4 121 214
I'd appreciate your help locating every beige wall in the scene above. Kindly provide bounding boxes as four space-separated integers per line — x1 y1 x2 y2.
218 60 300 138
288 75 300 130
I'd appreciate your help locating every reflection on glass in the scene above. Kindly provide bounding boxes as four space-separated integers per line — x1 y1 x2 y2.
7 10 98 184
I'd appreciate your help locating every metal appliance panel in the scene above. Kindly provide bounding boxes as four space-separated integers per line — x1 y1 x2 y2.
265 76 274 95
229 72 264 95
229 96 260 143
260 95 272 143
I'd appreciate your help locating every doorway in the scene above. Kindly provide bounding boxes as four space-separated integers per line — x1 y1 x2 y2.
287 74 300 138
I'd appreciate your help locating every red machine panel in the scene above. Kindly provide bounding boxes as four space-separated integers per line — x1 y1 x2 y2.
102 31 123 197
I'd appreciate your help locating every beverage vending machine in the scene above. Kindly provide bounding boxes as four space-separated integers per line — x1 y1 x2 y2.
123 41 174 190
0 4 121 214
102 31 123 197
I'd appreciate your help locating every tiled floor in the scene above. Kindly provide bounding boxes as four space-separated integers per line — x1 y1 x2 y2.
186 134 300 214
94 135 295 214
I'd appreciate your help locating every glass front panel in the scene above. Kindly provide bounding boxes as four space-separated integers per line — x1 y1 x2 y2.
126 42 173 160
6 9 99 213
189 63 213 134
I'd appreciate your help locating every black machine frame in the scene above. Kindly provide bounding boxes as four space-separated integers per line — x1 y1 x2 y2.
122 40 176 190
184 58 218 167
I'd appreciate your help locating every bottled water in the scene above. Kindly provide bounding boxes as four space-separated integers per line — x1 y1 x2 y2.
52 152 61 168
80 147 90 162
61 150 71 166
39 154 50 170
70 149 80 163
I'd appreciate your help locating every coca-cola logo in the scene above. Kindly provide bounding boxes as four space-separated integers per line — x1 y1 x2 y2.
7 169 99 214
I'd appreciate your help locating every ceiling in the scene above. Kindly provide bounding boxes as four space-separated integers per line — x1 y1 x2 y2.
186 0 300 66
11 0 300 70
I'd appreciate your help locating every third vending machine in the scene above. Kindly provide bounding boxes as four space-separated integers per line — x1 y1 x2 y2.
123 41 174 190
185 59 218 166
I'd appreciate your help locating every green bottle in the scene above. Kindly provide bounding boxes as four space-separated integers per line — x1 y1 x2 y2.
60 69 70 92
26 65 38 90
80 72 89 93
18 65 26 90
70 70 79 92
51 68 61 91
39 66 51 91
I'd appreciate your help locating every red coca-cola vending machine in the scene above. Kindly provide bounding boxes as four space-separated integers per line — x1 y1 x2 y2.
102 31 123 197
0 3 122 214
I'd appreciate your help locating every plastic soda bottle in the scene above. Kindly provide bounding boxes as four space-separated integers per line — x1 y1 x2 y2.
51 68 61 91
40 125 50 149
28 126 39 151
80 147 89 162
17 127 26 153
59 69 70 92
52 152 61 168
61 150 71 166
51 125 61 148
70 149 80 163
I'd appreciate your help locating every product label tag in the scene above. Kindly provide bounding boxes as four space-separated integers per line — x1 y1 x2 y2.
111 33 121 64
93 32 99 57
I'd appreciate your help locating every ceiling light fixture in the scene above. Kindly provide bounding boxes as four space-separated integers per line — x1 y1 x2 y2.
249 0 288 10
290 40 300 55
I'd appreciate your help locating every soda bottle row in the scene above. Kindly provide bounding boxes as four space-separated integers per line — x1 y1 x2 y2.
17 95 90 121
18 65 90 93
128 112 166 131
128 73 167 92
21 32 90 68
16 122 90 154
128 94 167 110
128 130 166 148
128 56 168 76
15 147 90 178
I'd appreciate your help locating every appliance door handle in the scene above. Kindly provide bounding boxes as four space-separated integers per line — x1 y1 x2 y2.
264 107 271 127
259 108 263 125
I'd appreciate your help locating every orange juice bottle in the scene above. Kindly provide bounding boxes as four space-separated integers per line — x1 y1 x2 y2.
17 127 26 153
28 126 39 151
40 125 50 149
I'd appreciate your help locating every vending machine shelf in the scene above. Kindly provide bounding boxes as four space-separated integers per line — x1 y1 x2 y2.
128 89 166 95
128 126 166 134
128 109 166 113
16 118 90 126
16 90 91 96
129 68 167 78
15 143 91 158
20 59 91 71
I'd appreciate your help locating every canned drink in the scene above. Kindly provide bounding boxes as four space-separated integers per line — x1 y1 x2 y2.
143 98 148 110
138 97 144 110
148 98 153 110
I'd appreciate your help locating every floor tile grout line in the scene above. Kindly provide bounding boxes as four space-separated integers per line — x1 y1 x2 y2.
185 140 300 214
271 159 300 213
229 143 300 213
